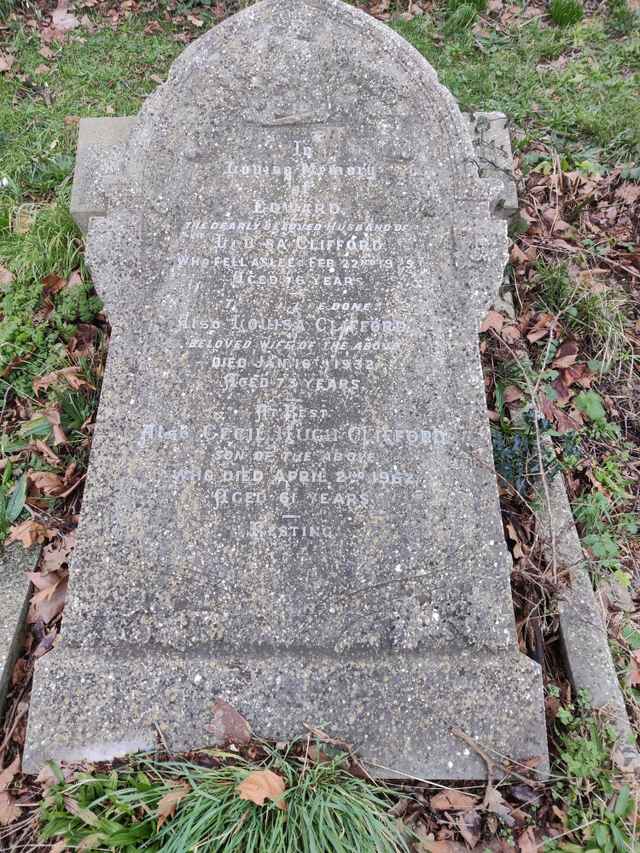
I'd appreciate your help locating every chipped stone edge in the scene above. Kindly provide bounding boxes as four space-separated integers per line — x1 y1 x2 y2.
0 545 39 720
464 111 519 222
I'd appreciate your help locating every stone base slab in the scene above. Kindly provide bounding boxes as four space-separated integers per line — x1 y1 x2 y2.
24 646 546 779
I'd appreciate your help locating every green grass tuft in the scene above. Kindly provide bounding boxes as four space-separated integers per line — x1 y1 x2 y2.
39 748 409 853
444 3 480 33
0 195 101 399
394 17 640 163
549 0 585 26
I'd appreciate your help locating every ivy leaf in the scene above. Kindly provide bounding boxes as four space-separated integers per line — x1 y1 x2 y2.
575 390 606 422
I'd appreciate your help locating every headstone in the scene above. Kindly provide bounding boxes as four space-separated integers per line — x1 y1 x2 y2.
25 0 547 778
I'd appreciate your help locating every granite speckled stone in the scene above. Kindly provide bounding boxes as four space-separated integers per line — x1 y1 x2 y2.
71 113 517 232
1 545 38 716
69 117 134 233
537 449 640 771
465 112 519 220
25 0 547 777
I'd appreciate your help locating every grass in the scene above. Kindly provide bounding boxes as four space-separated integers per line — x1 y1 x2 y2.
547 689 638 851
0 18 183 540
533 262 632 374
0 22 182 200
393 13 640 164
39 747 409 853
549 0 585 27
0 18 184 396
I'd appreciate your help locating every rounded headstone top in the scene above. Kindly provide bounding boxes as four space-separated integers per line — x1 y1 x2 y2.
97 0 507 320
122 0 485 196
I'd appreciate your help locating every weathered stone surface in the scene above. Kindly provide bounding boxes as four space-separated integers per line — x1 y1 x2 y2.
26 0 547 777
465 112 518 220
0 545 37 716
70 117 134 233
536 453 640 771
70 113 514 234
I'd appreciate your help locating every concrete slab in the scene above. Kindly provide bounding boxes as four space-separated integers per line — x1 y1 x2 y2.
536 448 640 772
70 117 135 233
0 545 38 717
465 111 519 221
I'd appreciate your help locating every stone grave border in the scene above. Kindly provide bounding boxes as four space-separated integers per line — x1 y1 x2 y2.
0 545 39 718
1 110 636 773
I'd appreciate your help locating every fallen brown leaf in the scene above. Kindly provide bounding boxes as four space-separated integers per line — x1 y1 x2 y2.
44 405 67 446
42 273 66 296
207 699 251 746
0 265 14 287
417 841 468 853
0 54 15 73
483 785 515 827
526 313 554 343
510 244 529 266
157 782 189 829
34 366 93 394
67 270 83 288
517 826 537 852
36 764 60 789
0 757 20 791
0 792 21 826
236 770 286 810
27 571 68 624
503 385 524 404
31 440 62 466
616 183 640 204
480 310 505 334
430 789 479 811
501 325 522 343
29 471 66 497
7 519 48 548
64 796 98 826
51 0 80 33
552 341 578 369
628 650 640 687
34 64 50 75
457 808 482 847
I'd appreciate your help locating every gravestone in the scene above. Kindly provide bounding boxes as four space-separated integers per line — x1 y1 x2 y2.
24 0 548 778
